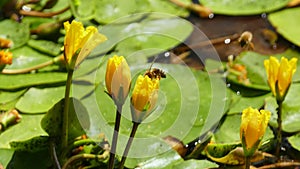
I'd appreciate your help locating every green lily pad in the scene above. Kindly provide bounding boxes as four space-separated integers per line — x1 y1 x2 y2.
213 114 274 144
0 72 66 90
288 133 300 151
71 0 190 24
6 149 52 169
41 98 90 141
228 49 300 96
227 91 271 115
0 20 30 49
200 0 290 15
5 46 54 70
0 89 26 105
265 83 300 133
127 148 183 169
0 114 47 149
10 136 49 152
268 7 300 47
15 87 65 114
173 159 218 169
91 13 193 58
27 39 62 56
0 148 14 168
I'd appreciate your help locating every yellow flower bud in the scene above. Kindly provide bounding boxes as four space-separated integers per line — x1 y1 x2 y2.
130 75 159 123
264 56 297 101
105 55 131 106
63 20 107 69
240 107 270 157
0 50 13 65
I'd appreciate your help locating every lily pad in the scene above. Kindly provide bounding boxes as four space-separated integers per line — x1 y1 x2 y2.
173 159 218 169
213 114 274 144
268 7 300 47
27 39 62 56
265 83 300 133
0 114 47 149
288 133 300 151
71 0 190 24
227 49 300 96
0 72 66 90
0 148 14 168
15 87 65 114
91 13 193 58
200 0 290 15
0 20 30 49
6 46 54 70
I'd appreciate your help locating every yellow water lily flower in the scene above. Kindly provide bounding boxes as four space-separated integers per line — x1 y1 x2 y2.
264 56 297 101
131 75 159 123
240 107 270 157
0 50 12 65
105 55 131 106
63 20 107 69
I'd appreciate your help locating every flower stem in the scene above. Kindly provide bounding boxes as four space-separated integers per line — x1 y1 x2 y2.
1 55 64 74
276 100 283 158
62 70 74 150
119 122 139 169
108 106 123 169
62 151 110 169
245 156 251 169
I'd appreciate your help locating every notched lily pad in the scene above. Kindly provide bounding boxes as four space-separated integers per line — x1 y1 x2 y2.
10 136 49 152
41 98 90 141
0 20 30 49
268 7 300 47
200 0 290 15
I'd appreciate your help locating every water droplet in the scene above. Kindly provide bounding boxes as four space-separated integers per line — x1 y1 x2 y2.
185 144 189 148
164 52 170 57
226 83 231 87
261 13 267 18
224 38 231 44
208 13 214 19
198 139 201 143
22 5 31 11
194 142 198 146
236 91 241 95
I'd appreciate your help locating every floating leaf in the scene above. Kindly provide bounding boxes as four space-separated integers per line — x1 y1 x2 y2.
213 114 274 144
173 159 218 169
0 72 66 90
265 83 300 133
0 114 47 149
27 39 62 56
200 0 290 15
71 0 190 24
6 46 54 70
0 20 30 49
41 98 90 141
288 133 300 151
91 13 193 58
15 87 65 114
7 149 52 169
10 136 49 152
0 148 14 168
0 89 26 105
268 7 300 47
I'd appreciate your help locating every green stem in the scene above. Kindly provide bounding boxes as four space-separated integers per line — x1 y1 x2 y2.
276 100 283 158
108 106 123 169
1 55 64 74
245 156 251 169
62 70 74 150
119 122 139 169
62 151 110 169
